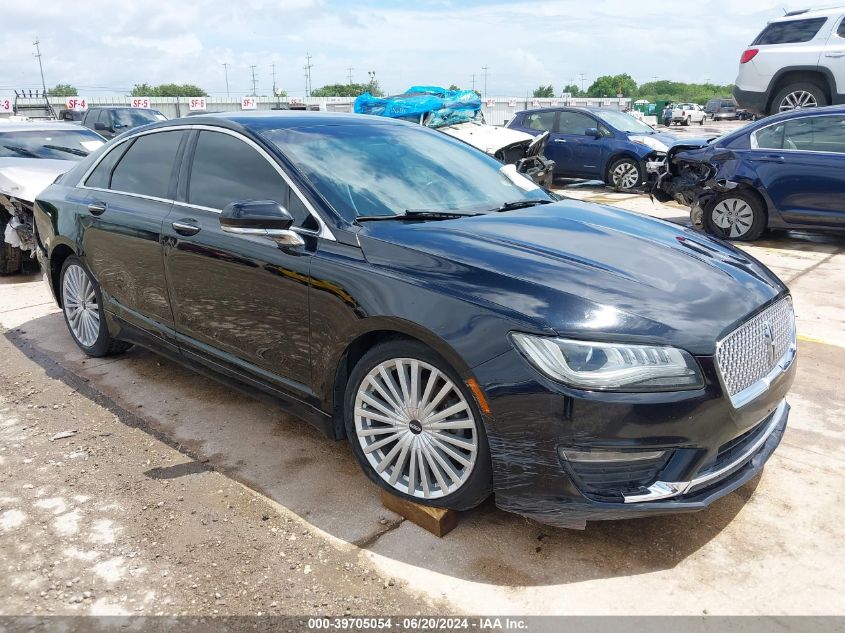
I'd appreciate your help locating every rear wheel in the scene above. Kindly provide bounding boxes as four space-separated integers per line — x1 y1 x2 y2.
60 256 131 357
683 117 691 127
344 339 492 511
770 82 827 115
704 191 766 241
607 157 642 191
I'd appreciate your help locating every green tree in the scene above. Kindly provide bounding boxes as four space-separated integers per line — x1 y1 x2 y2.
311 81 384 97
560 84 582 97
532 84 554 98
637 80 734 104
587 74 637 98
48 83 78 97
130 83 207 97
448 84 460 91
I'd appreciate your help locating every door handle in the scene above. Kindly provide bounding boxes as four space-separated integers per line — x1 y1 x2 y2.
87 202 106 216
554 138 567 143
824 52 845 58
753 155 785 164
171 219 201 236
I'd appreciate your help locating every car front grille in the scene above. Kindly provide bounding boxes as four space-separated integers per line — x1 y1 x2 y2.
716 297 796 404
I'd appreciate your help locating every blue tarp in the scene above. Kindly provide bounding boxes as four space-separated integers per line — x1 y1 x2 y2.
354 86 482 128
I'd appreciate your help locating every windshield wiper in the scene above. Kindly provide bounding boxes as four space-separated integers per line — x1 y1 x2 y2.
357 209 483 222
43 145 89 157
488 199 554 213
3 145 41 158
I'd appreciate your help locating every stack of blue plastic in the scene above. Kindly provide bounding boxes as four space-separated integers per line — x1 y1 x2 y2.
354 86 482 127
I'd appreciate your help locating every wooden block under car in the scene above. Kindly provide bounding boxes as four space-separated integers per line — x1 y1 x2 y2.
379 489 458 537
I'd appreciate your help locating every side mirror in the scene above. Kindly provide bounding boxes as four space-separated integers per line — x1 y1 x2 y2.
220 200 303 246
94 122 107 131
585 127 600 137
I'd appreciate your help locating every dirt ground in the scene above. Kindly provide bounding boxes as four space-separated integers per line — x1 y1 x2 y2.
1 122 843 620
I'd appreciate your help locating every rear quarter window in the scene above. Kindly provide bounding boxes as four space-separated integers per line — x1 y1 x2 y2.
752 18 827 45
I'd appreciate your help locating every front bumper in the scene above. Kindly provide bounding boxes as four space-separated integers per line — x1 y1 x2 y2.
473 345 795 530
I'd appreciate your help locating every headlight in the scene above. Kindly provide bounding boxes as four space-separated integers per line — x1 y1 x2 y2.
510 333 703 391
629 135 669 153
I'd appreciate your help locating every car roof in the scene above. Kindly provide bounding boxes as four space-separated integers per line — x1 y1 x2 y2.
754 104 845 124
167 110 411 130
769 5 844 21
86 106 161 111
514 106 627 116
0 121 97 133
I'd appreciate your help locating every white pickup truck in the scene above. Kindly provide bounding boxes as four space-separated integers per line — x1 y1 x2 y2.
670 103 707 126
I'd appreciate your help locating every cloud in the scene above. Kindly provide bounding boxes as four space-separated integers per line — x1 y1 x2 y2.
0 0 801 97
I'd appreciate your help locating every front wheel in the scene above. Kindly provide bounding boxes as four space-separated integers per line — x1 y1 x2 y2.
698 117 704 125
60 256 131 357
683 117 691 127
704 191 766 241
344 340 492 511
607 157 642 191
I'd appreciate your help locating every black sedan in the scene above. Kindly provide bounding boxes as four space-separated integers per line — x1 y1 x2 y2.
32 112 796 529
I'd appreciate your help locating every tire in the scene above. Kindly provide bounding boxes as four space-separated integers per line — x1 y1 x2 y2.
607 157 642 191
699 117 704 126
683 117 691 127
769 82 828 115
344 339 493 511
60 255 131 357
704 191 767 241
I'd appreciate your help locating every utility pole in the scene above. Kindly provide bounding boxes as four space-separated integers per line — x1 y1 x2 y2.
481 65 489 98
33 38 48 95
271 63 279 107
222 62 230 99
249 65 258 96
346 67 354 84
304 53 313 97
471 73 475 91
579 73 587 93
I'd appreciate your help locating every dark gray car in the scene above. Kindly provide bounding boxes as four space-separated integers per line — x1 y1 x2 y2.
81 107 167 139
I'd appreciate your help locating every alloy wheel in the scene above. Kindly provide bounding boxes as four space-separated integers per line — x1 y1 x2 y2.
611 161 639 190
712 198 754 238
778 91 818 112
354 358 478 500
62 263 100 347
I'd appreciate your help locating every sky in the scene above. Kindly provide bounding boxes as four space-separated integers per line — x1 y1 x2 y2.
0 0 830 98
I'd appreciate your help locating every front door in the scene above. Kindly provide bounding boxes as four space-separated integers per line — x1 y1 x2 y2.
163 129 317 398
751 113 845 227
79 129 187 340
550 111 604 178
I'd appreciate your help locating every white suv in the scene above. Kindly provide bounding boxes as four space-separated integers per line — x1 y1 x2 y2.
734 7 845 116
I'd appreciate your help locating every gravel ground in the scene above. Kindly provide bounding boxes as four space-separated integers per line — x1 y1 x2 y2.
0 334 439 618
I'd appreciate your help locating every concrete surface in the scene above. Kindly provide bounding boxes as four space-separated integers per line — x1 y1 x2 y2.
1 144 843 616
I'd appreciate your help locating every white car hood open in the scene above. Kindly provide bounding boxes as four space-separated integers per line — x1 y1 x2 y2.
0 158 74 202
438 122 534 154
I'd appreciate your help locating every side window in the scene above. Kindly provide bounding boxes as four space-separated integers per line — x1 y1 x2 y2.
84 141 133 189
754 124 785 150
751 18 827 45
838 17 845 38
557 112 596 135
525 111 555 132
784 115 845 153
96 110 110 126
83 110 97 127
110 131 184 198
187 131 310 226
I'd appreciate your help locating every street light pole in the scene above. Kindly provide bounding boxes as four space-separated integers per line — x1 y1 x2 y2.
222 62 230 100
33 38 48 95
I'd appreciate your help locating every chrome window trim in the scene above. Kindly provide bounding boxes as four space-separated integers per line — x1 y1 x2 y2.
749 112 845 155
76 124 336 241
622 398 787 503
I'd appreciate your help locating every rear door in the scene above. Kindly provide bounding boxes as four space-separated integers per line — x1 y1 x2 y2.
822 15 845 94
78 129 187 343
751 113 845 227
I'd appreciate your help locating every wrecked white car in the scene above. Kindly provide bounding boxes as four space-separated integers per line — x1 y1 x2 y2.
0 122 104 273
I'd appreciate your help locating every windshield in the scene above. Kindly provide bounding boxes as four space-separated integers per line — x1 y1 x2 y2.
112 109 166 129
598 110 656 134
0 129 105 160
261 123 550 221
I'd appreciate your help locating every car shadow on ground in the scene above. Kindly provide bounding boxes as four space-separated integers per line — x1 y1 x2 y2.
6 310 766 588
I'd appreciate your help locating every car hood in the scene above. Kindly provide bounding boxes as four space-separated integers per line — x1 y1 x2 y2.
439 122 534 154
0 158 74 202
359 201 785 355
